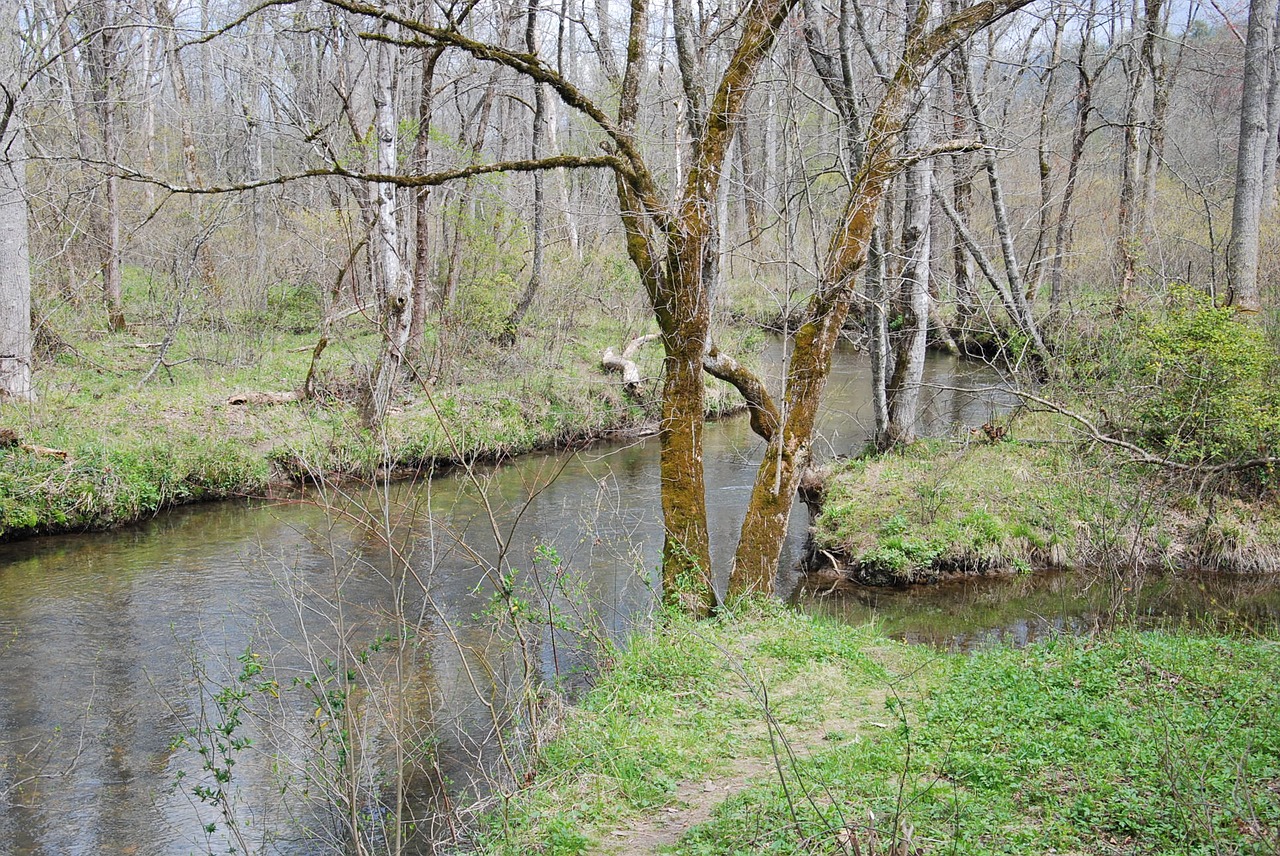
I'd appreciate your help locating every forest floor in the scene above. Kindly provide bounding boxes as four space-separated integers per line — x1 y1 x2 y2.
475 602 1280 856
0 287 759 541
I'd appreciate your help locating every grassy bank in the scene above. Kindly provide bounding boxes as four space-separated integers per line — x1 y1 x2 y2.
0 290 759 540
807 408 1280 586
477 604 1280 855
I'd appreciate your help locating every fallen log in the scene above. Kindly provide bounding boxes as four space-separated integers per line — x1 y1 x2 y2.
602 333 659 394
227 390 305 406
0 429 70 460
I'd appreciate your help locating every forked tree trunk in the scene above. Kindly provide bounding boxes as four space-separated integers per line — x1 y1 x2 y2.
730 0 1034 596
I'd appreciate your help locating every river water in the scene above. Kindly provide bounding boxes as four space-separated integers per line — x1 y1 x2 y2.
0 342 1275 854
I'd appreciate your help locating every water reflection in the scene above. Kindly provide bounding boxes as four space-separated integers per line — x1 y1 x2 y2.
794 570 1280 652
0 345 1026 854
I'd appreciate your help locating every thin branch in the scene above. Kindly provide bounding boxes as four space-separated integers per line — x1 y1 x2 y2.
1009 387 1280 474
43 153 624 194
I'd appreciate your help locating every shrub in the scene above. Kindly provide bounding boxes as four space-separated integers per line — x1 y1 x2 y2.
1136 289 1280 467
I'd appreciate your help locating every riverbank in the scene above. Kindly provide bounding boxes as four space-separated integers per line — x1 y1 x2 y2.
0 311 755 541
476 603 1280 855
804 407 1280 586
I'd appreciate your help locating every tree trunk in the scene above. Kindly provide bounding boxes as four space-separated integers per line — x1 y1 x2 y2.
1115 0 1160 306
1262 0 1280 211
866 226 890 436
948 19 977 325
1050 0 1099 310
1227 0 1278 314
658 312 715 614
884 75 935 447
965 55 1046 358
154 0 217 290
56 0 121 328
500 0 549 347
87 0 124 331
366 28 411 427
0 44 33 400
1028 11 1064 301
409 45 444 359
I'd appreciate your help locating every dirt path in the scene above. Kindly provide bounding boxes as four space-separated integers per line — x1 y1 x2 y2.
591 647 906 855
595 756 777 855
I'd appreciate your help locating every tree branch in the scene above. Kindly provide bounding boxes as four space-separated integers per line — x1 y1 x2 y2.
702 343 780 442
899 137 983 166
1012 388 1280 474
48 153 623 194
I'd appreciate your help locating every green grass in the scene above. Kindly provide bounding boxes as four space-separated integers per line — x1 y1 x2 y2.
811 415 1126 583
811 409 1280 583
3 279 760 540
476 602 926 855
682 630 1280 856
477 606 1280 856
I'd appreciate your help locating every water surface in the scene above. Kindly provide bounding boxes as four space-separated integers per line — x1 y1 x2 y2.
1 343 1230 854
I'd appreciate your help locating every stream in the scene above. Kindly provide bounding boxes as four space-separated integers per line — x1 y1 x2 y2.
1 341 1277 855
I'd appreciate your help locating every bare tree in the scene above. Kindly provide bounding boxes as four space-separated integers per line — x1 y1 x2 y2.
1228 0 1279 312
0 0 33 400
498 0 549 346
367 8 412 427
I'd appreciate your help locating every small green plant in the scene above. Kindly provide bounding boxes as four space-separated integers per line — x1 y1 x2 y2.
171 644 278 853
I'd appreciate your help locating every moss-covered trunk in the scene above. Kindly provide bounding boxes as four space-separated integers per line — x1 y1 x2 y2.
729 0 1012 594
659 327 714 615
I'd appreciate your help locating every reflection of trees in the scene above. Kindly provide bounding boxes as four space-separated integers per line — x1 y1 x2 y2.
794 570 1280 653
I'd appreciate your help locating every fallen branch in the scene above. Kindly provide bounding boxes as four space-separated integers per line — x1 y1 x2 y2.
138 304 183 387
227 390 305 406
21 443 70 460
602 333 659 395
0 429 70 460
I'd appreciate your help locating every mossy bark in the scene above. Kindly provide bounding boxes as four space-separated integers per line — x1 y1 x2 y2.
731 0 1033 596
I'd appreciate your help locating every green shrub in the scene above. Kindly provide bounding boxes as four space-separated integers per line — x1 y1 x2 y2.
1137 289 1280 466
